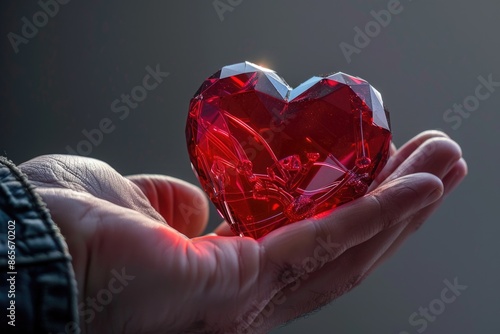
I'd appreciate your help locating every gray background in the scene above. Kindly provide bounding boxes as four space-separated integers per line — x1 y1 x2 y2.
1 0 498 333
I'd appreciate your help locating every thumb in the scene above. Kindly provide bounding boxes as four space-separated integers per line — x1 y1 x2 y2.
127 175 209 237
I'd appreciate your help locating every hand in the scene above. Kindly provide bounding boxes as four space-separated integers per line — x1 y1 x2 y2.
19 130 466 333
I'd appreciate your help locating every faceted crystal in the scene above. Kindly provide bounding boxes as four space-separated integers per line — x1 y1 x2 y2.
186 62 392 239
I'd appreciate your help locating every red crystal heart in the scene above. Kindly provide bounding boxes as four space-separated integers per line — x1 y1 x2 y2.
186 62 392 239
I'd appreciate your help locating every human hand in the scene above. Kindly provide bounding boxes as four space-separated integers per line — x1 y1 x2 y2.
19 130 466 333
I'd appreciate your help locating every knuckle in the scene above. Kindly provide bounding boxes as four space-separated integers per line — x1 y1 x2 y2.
366 192 393 230
369 184 411 230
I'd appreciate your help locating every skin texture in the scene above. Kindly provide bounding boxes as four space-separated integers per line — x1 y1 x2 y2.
19 130 467 334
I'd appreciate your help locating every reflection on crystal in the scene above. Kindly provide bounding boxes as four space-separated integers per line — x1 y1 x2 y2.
346 172 371 195
284 196 316 221
279 155 302 171
369 86 390 130
211 159 225 176
186 61 392 239
236 160 253 176
356 156 372 169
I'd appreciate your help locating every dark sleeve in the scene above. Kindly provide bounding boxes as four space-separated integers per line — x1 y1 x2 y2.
0 157 79 333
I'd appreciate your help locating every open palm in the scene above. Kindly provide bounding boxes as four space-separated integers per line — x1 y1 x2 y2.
19 130 466 334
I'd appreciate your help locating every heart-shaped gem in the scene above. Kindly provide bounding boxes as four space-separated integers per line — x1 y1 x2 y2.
186 62 392 239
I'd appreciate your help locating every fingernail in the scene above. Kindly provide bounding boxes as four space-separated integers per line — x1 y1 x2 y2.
425 187 444 206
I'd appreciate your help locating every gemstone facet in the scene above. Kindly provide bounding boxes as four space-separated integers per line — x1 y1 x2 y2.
186 62 392 239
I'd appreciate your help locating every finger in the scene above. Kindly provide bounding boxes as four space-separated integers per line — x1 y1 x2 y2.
401 157 467 234
236 134 459 329
370 130 449 190
437 157 468 195
259 172 443 289
248 172 440 330
353 155 466 281
213 221 237 236
248 159 466 328
338 158 467 278
389 141 397 156
364 157 468 273
379 137 461 185
127 175 209 238
251 219 404 331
